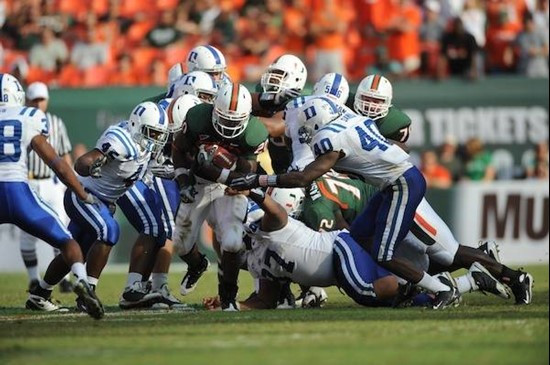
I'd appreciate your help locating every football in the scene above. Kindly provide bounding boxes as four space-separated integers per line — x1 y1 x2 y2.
199 143 238 171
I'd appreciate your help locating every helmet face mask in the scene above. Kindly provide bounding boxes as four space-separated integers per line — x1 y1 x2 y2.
354 75 392 120
129 102 169 155
212 83 252 139
260 55 307 94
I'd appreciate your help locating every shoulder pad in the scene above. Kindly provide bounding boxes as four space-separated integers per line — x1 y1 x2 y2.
20 107 49 136
98 125 139 161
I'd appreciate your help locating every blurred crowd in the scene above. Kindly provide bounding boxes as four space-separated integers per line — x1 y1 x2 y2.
419 139 549 188
0 0 548 88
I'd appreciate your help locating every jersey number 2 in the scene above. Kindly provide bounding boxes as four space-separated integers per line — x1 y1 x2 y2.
0 120 23 163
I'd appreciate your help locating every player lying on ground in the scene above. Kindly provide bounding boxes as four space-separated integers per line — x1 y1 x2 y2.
27 101 168 313
203 188 509 310
0 73 103 319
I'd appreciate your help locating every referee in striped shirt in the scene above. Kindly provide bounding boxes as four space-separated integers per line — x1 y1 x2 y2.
19 82 74 293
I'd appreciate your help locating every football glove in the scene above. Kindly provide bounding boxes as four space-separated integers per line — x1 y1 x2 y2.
228 173 259 190
180 185 198 204
150 160 175 179
89 154 107 178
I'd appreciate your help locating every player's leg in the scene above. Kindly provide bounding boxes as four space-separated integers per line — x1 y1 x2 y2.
148 178 186 308
414 198 533 304
174 183 211 295
333 231 397 307
49 177 73 292
210 193 249 311
116 182 165 308
9 184 104 319
18 180 42 290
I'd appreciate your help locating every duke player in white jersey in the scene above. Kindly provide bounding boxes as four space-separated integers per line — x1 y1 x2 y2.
228 97 461 309
117 94 202 309
29 101 169 311
0 73 104 319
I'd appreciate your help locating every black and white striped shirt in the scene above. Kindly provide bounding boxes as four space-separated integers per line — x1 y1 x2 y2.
28 112 72 179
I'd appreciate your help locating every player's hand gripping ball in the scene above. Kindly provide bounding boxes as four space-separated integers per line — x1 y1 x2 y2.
197 143 238 171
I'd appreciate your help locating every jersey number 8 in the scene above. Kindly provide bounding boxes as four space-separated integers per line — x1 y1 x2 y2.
0 120 22 163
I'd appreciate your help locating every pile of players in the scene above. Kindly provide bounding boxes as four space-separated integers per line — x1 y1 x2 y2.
0 45 534 319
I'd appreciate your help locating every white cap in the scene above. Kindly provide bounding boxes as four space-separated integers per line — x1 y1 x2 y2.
26 82 49 100
425 0 441 13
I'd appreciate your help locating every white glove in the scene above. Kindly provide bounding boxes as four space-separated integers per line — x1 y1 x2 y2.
150 160 175 179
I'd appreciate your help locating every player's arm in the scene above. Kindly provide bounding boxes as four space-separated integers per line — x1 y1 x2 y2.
227 151 341 190
74 148 107 177
32 135 90 201
240 279 280 309
258 112 286 138
171 130 196 188
227 188 288 232
251 89 301 116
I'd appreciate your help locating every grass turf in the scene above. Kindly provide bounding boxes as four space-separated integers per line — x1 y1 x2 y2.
0 265 548 365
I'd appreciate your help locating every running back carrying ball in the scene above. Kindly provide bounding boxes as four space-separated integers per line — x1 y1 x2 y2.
197 143 238 171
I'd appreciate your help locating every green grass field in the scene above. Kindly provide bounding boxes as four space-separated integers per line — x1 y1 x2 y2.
1 265 548 365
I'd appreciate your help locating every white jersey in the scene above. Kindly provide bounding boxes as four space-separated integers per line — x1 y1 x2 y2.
245 213 339 287
0 105 48 182
80 122 150 203
311 111 412 188
284 96 354 171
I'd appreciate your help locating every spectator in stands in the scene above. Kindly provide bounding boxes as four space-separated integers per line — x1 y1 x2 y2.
461 0 487 77
146 10 182 48
385 0 422 76
111 54 138 86
438 17 478 79
516 13 549 78
70 28 109 70
309 0 351 79
420 0 446 75
525 141 550 179
212 2 237 45
463 138 496 181
421 150 453 189
29 27 68 72
438 137 464 182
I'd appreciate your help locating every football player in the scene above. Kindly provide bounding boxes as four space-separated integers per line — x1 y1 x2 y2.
0 73 103 319
204 188 508 310
172 83 269 311
227 97 463 309
28 101 169 313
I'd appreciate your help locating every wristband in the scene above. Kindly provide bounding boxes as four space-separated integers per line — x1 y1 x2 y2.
216 168 231 184
174 167 190 179
258 175 278 187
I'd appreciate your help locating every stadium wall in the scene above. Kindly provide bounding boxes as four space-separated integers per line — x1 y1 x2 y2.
0 77 548 271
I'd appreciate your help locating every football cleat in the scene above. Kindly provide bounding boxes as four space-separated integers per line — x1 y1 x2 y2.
25 294 69 313
469 262 511 299
180 255 210 295
296 287 328 308
276 282 296 309
221 299 240 312
119 281 161 310
151 284 191 310
73 280 105 320
391 282 421 308
509 270 534 305
59 278 74 293
478 241 501 263
433 273 461 309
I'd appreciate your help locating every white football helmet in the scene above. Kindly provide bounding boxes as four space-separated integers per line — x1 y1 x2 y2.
296 97 343 143
0 73 25 107
159 95 201 134
128 101 169 154
212 83 252 139
354 74 393 120
313 73 350 105
268 187 305 219
173 71 218 104
260 54 307 93
167 62 185 91
186 45 227 80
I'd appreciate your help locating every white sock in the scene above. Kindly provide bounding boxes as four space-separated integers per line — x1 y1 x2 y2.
39 279 54 291
151 273 168 291
87 276 99 288
417 272 451 293
71 262 87 282
126 272 143 288
456 273 477 294
27 266 39 282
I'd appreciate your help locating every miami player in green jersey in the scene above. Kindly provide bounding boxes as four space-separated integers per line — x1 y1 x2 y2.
172 83 269 311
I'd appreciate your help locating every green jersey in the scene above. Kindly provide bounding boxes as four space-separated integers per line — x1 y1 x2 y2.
302 173 379 231
184 103 269 160
346 92 411 140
